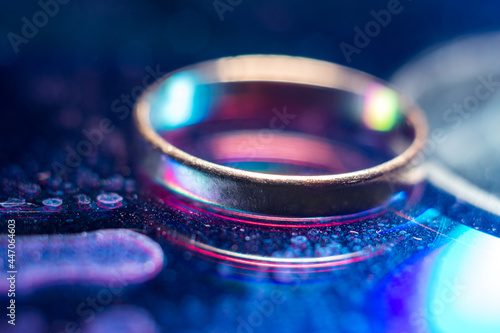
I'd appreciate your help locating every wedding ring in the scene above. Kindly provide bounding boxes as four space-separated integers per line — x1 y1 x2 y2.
134 55 427 218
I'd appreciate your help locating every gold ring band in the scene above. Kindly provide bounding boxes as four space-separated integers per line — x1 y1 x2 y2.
134 55 428 218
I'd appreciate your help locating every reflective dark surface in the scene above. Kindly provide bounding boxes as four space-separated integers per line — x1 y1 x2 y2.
2 158 500 332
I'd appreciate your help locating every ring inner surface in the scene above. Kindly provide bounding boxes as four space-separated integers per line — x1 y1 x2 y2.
148 78 415 176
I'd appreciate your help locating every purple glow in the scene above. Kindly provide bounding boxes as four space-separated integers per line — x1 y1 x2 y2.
0 229 164 294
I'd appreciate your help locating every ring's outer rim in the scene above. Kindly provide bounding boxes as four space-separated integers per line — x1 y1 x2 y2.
134 55 428 187
134 55 428 217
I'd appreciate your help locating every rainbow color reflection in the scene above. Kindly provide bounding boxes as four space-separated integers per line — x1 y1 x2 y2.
362 83 399 132
379 224 500 333
426 226 500 333
149 72 209 131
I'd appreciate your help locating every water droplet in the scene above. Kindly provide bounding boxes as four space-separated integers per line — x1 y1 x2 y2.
42 198 63 207
290 235 309 250
97 193 123 204
0 198 26 208
76 194 91 205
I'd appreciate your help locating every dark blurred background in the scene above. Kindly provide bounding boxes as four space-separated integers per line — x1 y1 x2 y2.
1 0 500 169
